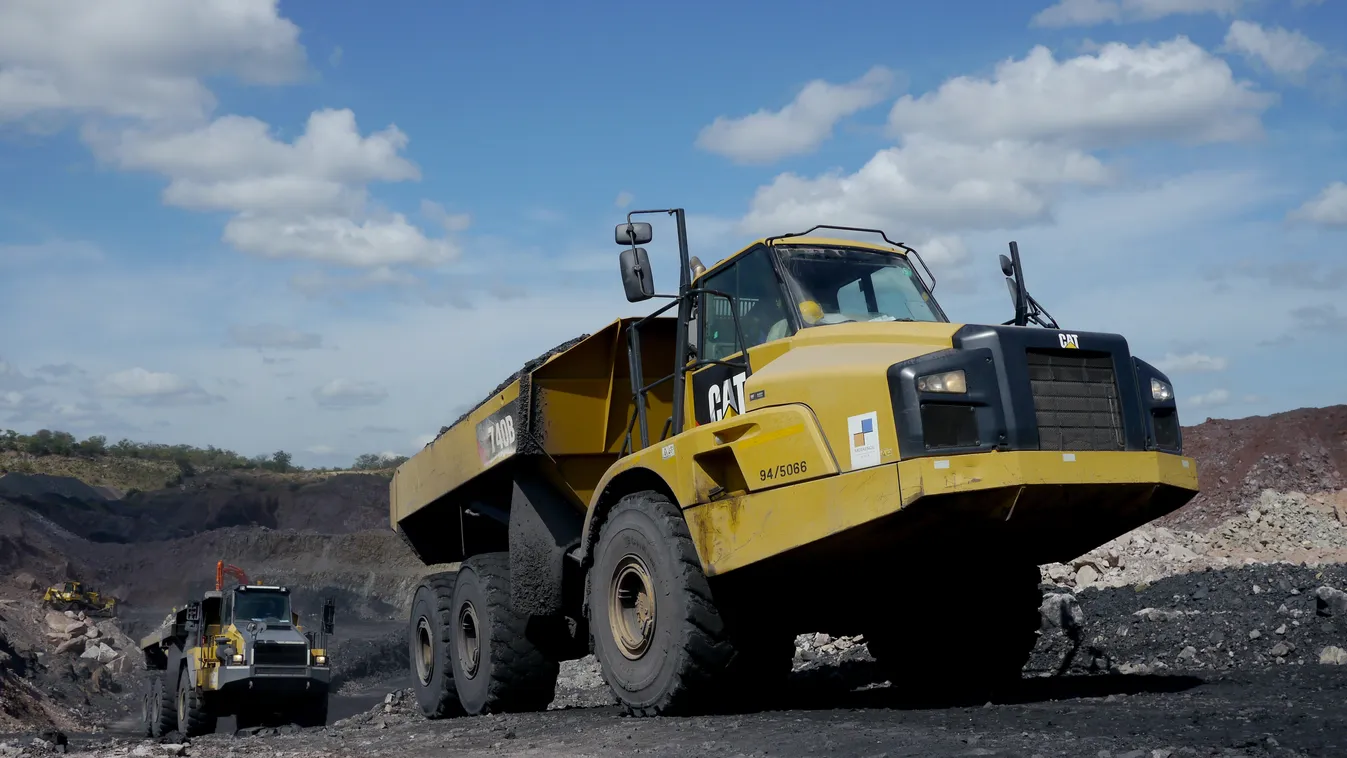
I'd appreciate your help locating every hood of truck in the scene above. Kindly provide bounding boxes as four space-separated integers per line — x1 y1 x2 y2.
697 318 1173 472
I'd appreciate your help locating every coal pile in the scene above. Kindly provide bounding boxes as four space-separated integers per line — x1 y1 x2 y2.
1031 562 1347 677
439 334 589 440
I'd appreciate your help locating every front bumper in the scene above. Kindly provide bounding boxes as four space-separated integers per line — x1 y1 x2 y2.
214 663 331 694
684 449 1198 576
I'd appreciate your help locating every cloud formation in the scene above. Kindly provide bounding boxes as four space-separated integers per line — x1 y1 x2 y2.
696 66 898 164
1031 0 1243 28
1223 21 1325 78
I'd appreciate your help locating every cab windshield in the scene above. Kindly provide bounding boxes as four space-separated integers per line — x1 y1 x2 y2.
775 246 945 327
232 590 291 622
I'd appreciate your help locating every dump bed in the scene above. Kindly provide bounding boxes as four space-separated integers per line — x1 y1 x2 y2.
139 609 186 651
390 316 679 532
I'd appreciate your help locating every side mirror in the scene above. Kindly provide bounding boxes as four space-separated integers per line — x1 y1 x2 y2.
322 597 335 635
615 222 653 246
999 253 1015 278
620 247 655 302
1004 277 1019 308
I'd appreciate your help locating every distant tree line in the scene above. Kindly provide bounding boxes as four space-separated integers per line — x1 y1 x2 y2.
0 428 408 474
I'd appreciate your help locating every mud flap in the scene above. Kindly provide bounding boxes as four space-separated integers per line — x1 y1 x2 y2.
507 474 582 617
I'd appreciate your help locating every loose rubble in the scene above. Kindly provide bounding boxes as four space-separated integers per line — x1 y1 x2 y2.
1041 489 1347 591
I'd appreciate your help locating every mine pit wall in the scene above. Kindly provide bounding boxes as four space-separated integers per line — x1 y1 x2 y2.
85 526 440 640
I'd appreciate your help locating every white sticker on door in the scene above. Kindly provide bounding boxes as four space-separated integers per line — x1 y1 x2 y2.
847 411 881 470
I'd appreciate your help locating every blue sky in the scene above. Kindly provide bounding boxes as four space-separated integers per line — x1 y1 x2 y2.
1 0 1344 468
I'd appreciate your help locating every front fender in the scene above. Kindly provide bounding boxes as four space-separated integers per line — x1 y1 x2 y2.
579 403 839 564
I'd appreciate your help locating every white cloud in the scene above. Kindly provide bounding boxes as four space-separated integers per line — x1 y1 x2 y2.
615 191 634 209
1223 21 1324 77
739 136 1111 237
2 2 449 274
86 109 455 268
1288 182 1347 226
306 444 335 455
1031 0 1242 28
313 379 388 409
97 367 223 406
696 66 897 164
1187 388 1232 408
887 38 1275 149
1155 351 1229 373
0 0 306 125
734 37 1274 255
227 324 323 351
419 200 472 233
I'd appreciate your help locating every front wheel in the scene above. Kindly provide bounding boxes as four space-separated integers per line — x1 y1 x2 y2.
589 491 735 716
175 666 216 737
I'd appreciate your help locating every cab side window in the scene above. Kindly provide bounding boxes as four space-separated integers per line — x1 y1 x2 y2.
699 247 791 362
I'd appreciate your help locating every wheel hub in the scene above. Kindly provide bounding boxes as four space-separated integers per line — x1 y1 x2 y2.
609 553 656 660
455 600 481 678
414 616 434 685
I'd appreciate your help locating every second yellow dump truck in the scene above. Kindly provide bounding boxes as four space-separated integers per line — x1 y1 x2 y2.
391 210 1199 717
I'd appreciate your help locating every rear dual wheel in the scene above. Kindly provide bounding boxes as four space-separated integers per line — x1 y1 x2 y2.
408 555 559 718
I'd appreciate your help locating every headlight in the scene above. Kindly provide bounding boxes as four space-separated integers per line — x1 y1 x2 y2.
1150 378 1173 402
231 654 244 664
314 655 327 666
917 369 967 394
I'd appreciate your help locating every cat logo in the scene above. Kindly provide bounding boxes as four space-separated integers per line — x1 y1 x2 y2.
1058 333 1080 349
707 371 747 422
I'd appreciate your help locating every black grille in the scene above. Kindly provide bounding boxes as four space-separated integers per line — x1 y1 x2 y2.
920 403 978 449
1025 349 1124 451
253 643 308 666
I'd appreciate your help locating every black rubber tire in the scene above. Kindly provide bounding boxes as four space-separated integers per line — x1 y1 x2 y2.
144 673 175 738
175 666 216 737
448 552 559 715
408 571 465 719
589 491 735 716
865 563 1042 699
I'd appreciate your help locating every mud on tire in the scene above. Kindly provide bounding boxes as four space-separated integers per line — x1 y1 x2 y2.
408 571 465 719
590 490 736 716
448 552 560 715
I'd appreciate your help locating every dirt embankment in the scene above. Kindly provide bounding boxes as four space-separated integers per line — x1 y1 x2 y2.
0 403 1344 741
0 469 392 545
1160 405 1347 530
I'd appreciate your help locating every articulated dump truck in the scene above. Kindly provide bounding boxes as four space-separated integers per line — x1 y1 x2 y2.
139 562 336 737
391 210 1200 718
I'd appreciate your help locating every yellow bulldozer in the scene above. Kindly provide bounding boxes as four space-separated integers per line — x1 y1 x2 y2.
390 210 1200 718
42 580 117 617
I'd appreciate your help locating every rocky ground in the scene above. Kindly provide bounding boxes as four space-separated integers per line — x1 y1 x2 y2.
0 404 1345 755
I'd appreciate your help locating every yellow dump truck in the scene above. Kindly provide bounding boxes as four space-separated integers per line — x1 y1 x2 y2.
391 210 1199 717
139 563 336 737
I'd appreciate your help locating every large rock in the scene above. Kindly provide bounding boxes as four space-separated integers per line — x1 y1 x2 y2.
54 636 86 656
45 612 70 632
1316 586 1347 617
79 642 119 664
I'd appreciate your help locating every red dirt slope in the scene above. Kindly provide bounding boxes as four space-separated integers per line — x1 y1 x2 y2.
1161 404 1347 530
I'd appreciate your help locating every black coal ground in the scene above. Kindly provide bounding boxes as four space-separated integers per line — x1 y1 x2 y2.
31 563 1347 756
